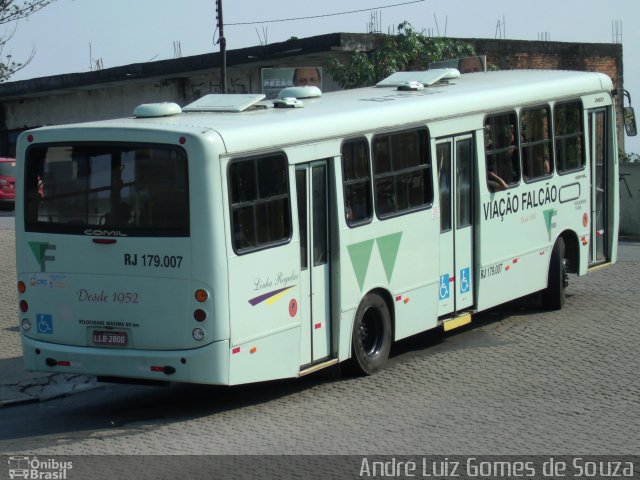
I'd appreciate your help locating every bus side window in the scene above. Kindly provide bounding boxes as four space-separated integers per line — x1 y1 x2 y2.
554 100 585 173
229 154 291 254
372 129 432 218
521 105 553 181
484 112 521 192
341 138 372 226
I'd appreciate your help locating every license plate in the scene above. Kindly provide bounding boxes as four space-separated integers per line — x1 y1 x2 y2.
93 331 127 346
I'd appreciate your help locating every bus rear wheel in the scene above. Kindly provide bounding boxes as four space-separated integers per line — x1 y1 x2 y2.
350 293 392 375
542 237 568 310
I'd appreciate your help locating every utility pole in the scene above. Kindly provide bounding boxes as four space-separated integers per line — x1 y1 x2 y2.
216 0 227 93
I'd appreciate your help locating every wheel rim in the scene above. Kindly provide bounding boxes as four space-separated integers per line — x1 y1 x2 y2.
359 306 384 357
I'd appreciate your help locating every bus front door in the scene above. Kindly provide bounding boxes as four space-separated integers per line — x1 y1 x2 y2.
296 161 331 367
588 108 609 265
436 135 475 317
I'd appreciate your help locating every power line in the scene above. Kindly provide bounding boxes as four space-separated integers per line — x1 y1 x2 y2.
225 0 426 26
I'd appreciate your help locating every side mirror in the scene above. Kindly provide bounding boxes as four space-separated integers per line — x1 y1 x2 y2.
624 106 637 137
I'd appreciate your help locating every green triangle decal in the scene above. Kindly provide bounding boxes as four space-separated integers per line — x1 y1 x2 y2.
29 241 47 263
377 232 402 284
543 209 557 233
347 239 375 292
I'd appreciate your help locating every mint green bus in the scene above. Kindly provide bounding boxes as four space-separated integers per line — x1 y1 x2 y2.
15 69 619 385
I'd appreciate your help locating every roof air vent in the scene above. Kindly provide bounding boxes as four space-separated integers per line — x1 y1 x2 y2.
133 102 182 118
278 86 321 99
397 81 425 91
273 97 304 109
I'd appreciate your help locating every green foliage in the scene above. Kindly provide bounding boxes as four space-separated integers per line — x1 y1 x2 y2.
0 0 58 82
619 150 640 163
327 22 476 89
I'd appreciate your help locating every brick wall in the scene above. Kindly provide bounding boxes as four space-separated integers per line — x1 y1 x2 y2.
463 38 625 149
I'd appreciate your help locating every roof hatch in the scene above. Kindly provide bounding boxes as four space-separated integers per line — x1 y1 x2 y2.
183 94 266 112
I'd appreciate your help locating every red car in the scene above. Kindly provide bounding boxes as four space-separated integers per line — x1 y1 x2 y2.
0 157 16 208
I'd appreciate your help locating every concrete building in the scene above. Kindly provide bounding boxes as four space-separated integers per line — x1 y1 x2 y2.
0 33 626 157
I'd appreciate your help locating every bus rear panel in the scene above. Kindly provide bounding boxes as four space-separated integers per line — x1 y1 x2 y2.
17 139 230 384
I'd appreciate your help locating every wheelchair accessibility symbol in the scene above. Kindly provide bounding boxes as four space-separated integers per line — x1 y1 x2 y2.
439 274 450 300
459 268 471 294
36 314 53 334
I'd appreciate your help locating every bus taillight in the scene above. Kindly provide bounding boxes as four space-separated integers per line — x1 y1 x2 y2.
19 300 28 313
17 281 26 294
195 289 209 302
194 309 206 322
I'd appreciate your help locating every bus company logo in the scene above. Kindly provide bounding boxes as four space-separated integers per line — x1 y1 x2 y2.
83 229 127 237
8 456 73 479
248 286 295 306
28 242 56 273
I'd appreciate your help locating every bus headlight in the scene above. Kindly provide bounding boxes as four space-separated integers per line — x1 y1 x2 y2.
21 318 31 331
192 328 205 341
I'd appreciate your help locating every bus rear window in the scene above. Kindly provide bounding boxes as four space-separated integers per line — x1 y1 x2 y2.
25 144 189 236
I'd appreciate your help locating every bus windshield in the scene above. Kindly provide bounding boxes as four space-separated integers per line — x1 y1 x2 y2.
25 143 189 236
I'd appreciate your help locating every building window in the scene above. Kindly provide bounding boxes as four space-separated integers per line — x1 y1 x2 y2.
484 112 520 192
554 100 585 173
521 105 553 181
372 129 432 218
229 154 291 253
341 138 372 226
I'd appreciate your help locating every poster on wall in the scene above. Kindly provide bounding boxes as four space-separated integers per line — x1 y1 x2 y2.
429 55 487 73
261 67 323 99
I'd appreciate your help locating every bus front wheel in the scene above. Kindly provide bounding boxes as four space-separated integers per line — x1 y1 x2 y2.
542 237 568 310
350 293 392 375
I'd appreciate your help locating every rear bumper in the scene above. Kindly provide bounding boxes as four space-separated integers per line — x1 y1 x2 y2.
21 335 230 385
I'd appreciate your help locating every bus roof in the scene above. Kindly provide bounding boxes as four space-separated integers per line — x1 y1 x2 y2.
33 69 613 155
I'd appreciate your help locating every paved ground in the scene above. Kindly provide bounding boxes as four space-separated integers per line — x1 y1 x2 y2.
0 223 96 406
0 209 14 231
0 211 639 455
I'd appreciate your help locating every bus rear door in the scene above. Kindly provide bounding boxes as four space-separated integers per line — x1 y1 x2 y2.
295 160 332 367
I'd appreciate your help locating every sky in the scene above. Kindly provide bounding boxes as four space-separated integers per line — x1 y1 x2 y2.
5 0 640 152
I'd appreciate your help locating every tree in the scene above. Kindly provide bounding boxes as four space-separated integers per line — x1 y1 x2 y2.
619 150 640 163
0 0 57 82
326 21 476 89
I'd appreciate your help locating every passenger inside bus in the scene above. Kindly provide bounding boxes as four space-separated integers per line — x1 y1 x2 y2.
487 168 508 192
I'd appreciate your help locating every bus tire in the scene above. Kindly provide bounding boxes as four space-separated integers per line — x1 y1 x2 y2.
350 293 392 375
542 237 567 310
